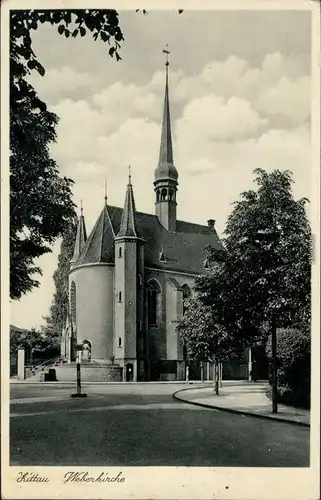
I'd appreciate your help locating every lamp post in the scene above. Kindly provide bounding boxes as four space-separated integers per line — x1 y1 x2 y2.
71 344 87 398
271 314 278 413
29 329 34 367
248 229 280 414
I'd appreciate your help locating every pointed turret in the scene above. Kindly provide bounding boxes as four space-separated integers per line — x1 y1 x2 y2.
154 47 178 232
75 196 115 266
70 203 87 267
117 168 139 238
114 169 144 381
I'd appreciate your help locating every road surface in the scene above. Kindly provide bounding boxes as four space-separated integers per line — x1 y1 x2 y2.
10 383 309 467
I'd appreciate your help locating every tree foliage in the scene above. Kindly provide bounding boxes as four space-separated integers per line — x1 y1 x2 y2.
43 220 77 339
10 10 125 300
210 168 311 331
177 169 311 370
265 327 310 408
10 326 59 357
177 297 245 363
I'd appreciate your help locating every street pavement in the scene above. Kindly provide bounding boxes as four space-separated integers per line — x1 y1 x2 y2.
174 383 310 426
10 383 309 467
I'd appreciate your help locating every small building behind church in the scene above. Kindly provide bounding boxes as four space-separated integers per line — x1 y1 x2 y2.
60 60 222 382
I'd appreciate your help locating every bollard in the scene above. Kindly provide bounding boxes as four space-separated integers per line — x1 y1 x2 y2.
71 347 87 398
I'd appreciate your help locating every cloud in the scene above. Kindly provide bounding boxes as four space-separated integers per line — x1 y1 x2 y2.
173 52 310 127
39 51 310 183
47 52 310 237
255 76 310 127
92 82 162 123
176 94 268 143
50 99 109 166
28 65 100 104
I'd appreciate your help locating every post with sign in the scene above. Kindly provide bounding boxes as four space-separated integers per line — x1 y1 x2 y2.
71 344 87 398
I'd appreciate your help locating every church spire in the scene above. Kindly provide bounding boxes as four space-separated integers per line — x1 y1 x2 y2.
154 47 178 233
158 45 174 167
70 202 87 266
117 167 139 238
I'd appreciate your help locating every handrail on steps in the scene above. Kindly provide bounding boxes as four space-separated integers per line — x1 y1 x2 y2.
27 356 62 375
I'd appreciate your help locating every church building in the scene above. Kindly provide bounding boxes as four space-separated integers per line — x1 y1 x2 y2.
62 58 221 382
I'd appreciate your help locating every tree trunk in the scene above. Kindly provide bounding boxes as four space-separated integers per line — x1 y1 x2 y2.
248 347 252 381
219 362 223 388
271 315 278 413
213 360 219 395
186 364 189 383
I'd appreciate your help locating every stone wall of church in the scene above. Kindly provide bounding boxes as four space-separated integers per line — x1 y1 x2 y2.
164 272 195 362
69 264 114 362
145 269 167 361
145 268 196 380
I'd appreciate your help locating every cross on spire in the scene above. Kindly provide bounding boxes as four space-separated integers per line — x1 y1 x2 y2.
104 178 107 204
128 165 132 184
163 44 170 66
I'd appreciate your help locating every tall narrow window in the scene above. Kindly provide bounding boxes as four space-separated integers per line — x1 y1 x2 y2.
70 281 77 323
118 337 122 347
118 291 122 302
147 280 161 326
149 289 157 325
118 247 122 258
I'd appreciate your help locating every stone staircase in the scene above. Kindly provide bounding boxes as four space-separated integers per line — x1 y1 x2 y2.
25 356 62 381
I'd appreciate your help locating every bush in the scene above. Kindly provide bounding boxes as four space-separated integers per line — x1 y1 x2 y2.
265 327 310 409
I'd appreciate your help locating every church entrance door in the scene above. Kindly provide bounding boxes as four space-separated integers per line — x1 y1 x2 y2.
126 363 134 382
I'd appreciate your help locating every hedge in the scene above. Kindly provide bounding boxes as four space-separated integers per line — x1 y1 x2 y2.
265 327 310 409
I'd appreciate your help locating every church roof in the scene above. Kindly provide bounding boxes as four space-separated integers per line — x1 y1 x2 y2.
70 211 87 265
74 203 115 266
74 206 221 275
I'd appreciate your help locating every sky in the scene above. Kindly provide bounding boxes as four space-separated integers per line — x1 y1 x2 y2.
10 9 312 329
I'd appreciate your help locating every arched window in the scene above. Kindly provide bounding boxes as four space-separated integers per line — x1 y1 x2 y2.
70 281 77 323
161 188 167 201
169 189 174 201
118 246 122 258
147 279 161 326
156 190 160 202
181 284 192 315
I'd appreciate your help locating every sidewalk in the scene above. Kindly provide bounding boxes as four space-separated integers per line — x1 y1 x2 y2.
173 382 310 427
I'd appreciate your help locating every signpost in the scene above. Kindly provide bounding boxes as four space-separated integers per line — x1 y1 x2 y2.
71 344 87 398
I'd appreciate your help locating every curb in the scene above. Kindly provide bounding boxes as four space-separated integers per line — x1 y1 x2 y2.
172 387 310 428
10 380 205 386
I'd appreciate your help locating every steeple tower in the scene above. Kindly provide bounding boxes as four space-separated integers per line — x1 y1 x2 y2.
154 46 178 232
70 201 87 267
114 169 145 382
117 166 139 238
